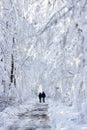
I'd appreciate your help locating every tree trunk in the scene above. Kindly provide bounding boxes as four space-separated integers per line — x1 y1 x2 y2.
10 54 14 83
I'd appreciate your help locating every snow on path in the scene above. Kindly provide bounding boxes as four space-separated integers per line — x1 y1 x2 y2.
0 100 87 130
0 101 51 130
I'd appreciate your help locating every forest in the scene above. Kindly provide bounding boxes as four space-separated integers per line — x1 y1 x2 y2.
0 0 87 130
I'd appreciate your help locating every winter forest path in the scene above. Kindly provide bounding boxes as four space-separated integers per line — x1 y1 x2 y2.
8 103 51 130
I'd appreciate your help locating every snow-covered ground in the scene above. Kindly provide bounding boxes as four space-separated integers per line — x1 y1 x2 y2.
0 99 87 130
0 99 50 130
49 100 87 130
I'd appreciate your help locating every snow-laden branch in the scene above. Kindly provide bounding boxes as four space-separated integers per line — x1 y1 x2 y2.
38 0 82 35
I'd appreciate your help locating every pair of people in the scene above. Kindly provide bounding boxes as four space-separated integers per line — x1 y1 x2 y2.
38 91 46 103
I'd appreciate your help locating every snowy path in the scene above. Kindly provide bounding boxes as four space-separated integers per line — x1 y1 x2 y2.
0 101 87 130
7 103 51 130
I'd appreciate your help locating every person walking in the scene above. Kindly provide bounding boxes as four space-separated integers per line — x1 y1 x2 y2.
38 92 42 103
42 91 46 103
